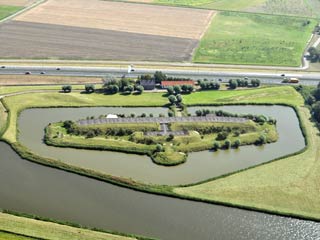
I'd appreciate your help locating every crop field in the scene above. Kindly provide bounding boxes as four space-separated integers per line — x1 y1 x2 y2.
193 12 315 66
0 0 213 61
15 0 214 39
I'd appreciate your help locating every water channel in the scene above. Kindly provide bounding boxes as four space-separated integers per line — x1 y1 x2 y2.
0 105 319 239
0 142 319 239
18 105 305 185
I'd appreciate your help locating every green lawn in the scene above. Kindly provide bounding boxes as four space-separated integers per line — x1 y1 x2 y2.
175 106 320 220
193 12 315 66
0 5 22 20
0 213 136 240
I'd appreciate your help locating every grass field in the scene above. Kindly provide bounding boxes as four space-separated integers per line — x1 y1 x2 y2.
0 212 136 240
0 5 22 19
193 12 315 66
174 106 320 220
1 85 302 143
132 0 319 17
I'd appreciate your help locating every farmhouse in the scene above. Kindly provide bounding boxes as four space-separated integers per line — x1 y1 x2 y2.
140 79 156 90
161 80 194 89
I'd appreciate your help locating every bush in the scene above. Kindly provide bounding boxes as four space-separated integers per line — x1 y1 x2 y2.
168 95 177 105
229 79 238 89
173 85 181 94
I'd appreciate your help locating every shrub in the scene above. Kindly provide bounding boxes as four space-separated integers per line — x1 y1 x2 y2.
224 139 231 149
136 85 144 94
156 144 163 152
233 139 241 148
213 141 220 151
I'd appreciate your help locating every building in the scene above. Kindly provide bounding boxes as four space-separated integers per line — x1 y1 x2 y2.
140 79 156 90
161 80 194 89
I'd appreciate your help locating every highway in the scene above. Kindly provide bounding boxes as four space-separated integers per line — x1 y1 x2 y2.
0 65 320 85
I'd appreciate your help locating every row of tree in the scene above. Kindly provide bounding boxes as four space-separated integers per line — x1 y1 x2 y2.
229 79 260 89
167 85 194 95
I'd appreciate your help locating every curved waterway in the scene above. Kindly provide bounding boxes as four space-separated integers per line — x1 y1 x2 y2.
18 105 305 185
0 142 319 240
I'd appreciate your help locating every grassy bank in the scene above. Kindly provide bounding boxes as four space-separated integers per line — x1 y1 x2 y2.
1 86 301 143
0 5 22 20
174 106 320 220
0 212 137 240
193 11 315 66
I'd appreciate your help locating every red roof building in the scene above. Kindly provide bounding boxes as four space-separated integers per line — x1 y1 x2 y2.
161 80 194 88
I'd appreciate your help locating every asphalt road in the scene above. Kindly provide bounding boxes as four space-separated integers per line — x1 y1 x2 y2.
1 65 320 85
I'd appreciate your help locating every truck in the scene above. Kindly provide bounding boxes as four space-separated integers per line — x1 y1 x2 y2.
282 77 299 83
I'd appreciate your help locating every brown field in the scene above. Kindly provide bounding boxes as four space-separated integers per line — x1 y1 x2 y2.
0 0 36 6
0 75 101 85
0 21 197 61
15 0 214 40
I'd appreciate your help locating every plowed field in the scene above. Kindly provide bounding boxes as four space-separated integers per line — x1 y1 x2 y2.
15 0 214 39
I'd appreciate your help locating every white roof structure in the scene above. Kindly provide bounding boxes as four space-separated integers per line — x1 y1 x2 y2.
106 114 118 119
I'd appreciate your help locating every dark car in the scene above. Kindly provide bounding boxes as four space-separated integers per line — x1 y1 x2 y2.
40 71 46 74
56 68 61 70
1 66 5 69
25 71 31 75
281 73 285 77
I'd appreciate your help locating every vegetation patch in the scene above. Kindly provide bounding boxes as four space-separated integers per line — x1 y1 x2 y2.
193 11 315 66
0 5 22 19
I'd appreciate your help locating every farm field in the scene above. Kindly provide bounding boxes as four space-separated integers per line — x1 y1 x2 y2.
0 75 101 86
0 21 198 61
15 0 214 39
193 12 315 66
0 0 36 6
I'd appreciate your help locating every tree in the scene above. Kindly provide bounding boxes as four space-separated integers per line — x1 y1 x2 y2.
173 85 181 95
181 84 188 93
124 85 134 94
257 134 267 145
84 84 95 93
168 95 177 105
233 139 241 148
187 85 194 93
156 144 163 152
176 94 183 103
229 79 238 89
154 71 167 84
213 141 220 151
308 47 319 62
167 86 174 95
312 101 320 122
224 139 231 149
136 85 144 94
107 84 119 94
251 79 261 87
62 85 72 93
